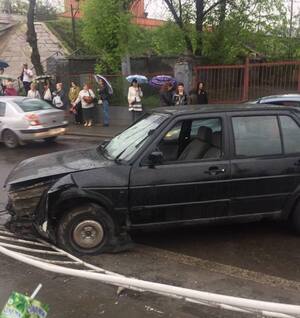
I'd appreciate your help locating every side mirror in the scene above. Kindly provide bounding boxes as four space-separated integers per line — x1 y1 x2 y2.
148 151 164 167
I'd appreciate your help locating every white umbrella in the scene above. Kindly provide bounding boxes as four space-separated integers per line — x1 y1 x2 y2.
94 74 113 95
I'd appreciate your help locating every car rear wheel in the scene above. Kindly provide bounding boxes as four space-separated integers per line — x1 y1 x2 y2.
2 130 19 149
56 203 115 255
44 136 57 143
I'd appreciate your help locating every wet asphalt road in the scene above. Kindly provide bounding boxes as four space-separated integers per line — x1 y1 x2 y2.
1 136 300 317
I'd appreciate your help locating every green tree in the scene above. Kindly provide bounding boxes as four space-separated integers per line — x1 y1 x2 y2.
82 0 136 73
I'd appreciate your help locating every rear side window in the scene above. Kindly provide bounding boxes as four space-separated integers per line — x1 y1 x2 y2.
280 116 300 154
14 99 53 112
232 116 282 157
0 102 6 116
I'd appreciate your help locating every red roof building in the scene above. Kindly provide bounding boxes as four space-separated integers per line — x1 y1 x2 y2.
63 0 164 28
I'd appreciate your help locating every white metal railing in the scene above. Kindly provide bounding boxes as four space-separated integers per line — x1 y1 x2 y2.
0 225 300 318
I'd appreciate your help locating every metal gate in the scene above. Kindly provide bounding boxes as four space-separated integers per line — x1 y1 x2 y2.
195 60 300 103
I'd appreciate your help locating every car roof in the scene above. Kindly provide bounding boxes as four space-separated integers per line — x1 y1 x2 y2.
0 96 28 103
151 103 300 116
259 94 300 101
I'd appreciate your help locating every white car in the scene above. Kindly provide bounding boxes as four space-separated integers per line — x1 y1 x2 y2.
250 94 300 107
0 97 68 148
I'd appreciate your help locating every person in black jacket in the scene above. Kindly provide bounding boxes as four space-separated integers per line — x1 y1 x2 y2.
196 81 208 104
159 82 174 106
173 82 188 106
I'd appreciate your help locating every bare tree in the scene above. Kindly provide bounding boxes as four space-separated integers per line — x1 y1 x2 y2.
27 0 44 75
163 0 225 56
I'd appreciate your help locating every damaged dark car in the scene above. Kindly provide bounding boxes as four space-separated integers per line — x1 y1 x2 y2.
5 104 300 255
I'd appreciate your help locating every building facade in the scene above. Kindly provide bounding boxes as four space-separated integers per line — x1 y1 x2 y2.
63 0 164 28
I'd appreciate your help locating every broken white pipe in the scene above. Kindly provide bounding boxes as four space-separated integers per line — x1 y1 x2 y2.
1 246 300 317
30 283 42 299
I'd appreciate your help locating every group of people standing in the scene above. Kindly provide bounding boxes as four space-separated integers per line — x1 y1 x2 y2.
160 81 208 107
1 62 209 127
70 79 110 127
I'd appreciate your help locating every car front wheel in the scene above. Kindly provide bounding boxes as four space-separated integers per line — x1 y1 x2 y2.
56 203 116 255
44 136 57 143
2 130 19 148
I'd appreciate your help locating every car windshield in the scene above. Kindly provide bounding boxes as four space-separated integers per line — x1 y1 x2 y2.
102 113 169 161
15 98 54 112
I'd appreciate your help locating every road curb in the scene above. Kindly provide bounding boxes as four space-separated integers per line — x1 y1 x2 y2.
65 132 114 139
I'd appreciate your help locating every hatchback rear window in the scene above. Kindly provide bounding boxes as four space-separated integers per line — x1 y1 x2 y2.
15 99 54 112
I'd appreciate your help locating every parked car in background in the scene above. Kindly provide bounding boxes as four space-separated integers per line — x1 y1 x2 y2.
5 104 300 255
250 94 300 107
0 97 68 148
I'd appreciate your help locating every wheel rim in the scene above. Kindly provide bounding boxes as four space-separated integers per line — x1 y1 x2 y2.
72 220 104 249
4 131 17 148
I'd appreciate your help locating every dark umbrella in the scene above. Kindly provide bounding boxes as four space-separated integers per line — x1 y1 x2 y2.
149 75 177 88
35 75 53 82
0 59 9 69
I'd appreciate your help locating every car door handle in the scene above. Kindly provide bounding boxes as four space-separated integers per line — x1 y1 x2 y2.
205 166 226 175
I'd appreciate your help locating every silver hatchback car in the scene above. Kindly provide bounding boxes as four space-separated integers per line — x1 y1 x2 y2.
0 97 68 148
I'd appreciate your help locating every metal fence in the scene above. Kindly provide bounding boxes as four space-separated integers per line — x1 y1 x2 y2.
195 60 300 103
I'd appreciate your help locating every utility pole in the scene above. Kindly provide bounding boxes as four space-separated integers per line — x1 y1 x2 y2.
289 0 294 37
71 0 80 53
288 0 294 58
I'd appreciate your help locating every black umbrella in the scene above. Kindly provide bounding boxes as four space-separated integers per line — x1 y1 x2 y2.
0 59 9 69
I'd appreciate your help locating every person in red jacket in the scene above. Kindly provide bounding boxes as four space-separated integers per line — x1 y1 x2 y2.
4 80 17 96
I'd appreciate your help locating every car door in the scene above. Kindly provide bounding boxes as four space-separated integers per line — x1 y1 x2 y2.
229 111 300 216
128 114 231 228
0 102 6 137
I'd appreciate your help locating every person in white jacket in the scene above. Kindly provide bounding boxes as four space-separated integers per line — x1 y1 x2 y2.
27 83 41 99
128 79 143 122
73 83 95 127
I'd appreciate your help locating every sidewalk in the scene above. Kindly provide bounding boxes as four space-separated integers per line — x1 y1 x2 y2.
66 123 128 139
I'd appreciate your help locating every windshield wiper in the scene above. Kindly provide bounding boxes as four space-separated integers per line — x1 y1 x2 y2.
114 148 127 164
134 129 155 149
114 129 156 164
97 142 113 160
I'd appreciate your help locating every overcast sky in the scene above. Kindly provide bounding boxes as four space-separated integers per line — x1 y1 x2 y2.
145 0 300 19
56 0 300 19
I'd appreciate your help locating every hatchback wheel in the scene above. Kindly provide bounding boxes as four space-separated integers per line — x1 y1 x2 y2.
2 130 19 149
44 136 57 143
57 204 115 255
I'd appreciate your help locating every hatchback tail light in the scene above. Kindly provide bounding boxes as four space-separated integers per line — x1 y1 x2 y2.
25 114 41 126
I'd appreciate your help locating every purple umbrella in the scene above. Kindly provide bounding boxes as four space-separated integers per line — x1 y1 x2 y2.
149 75 177 88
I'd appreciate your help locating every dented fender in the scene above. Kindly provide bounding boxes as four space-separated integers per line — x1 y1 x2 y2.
35 174 126 239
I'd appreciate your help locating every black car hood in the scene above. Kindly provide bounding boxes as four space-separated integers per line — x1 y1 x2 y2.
5 147 112 186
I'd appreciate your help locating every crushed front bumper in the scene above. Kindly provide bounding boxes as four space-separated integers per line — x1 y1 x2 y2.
6 181 53 237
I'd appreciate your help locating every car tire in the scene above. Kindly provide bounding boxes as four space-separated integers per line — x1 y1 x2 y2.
2 130 19 149
56 203 116 255
44 136 58 143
